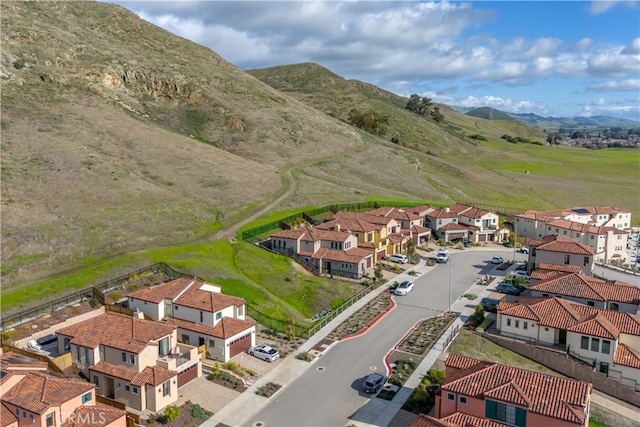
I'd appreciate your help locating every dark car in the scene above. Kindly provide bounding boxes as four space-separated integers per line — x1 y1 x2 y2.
496 282 521 296
362 372 387 393
452 238 473 247
480 297 500 313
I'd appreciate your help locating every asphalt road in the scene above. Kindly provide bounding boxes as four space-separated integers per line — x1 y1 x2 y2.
244 249 525 427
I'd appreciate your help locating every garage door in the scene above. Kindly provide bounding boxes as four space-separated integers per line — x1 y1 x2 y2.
177 364 198 388
229 333 252 358
479 234 487 242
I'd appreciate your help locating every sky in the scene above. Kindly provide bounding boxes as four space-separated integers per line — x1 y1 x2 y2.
110 0 640 121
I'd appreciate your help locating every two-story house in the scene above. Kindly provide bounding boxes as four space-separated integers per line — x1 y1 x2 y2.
56 312 201 412
497 297 640 385
127 278 256 362
424 208 460 242
447 204 505 243
0 352 126 427
271 226 373 278
529 273 640 314
434 353 592 427
366 206 432 245
528 235 595 275
515 207 631 263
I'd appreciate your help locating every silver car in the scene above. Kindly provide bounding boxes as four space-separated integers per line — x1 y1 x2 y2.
393 280 414 296
248 344 280 362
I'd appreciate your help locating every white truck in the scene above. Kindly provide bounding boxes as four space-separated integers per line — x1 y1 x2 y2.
436 248 449 263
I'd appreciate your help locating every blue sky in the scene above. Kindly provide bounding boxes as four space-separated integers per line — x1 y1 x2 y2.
111 1 640 120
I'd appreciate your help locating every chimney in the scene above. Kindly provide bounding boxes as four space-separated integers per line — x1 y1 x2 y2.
134 307 144 320
335 223 341 232
445 207 450 213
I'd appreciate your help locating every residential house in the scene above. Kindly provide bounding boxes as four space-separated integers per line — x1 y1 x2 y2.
314 219 386 263
435 353 592 427
331 210 405 257
528 235 595 275
127 277 256 362
412 413 507 427
530 263 581 282
56 312 201 412
0 353 126 427
530 273 640 314
447 204 506 243
425 208 460 241
366 206 432 245
271 226 373 278
497 297 640 385
514 207 631 263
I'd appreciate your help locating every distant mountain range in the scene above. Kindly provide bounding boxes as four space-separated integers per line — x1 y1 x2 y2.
459 107 640 129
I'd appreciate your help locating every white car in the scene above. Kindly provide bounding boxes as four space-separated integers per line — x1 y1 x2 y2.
393 280 414 296
248 345 280 362
491 256 504 264
507 271 530 280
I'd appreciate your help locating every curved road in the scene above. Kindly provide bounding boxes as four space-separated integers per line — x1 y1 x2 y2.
244 249 525 427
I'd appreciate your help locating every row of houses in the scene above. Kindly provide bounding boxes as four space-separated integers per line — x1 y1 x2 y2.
4 278 257 421
270 204 508 279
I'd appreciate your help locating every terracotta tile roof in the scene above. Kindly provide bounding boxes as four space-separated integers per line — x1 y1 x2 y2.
458 206 493 219
440 222 467 231
410 414 457 427
366 206 422 221
443 355 591 425
1 402 18 427
536 235 594 255
531 273 640 304
410 205 435 216
1 372 94 415
126 277 196 304
388 233 410 244
445 203 472 215
531 270 564 281
536 263 582 273
304 228 353 243
567 314 619 339
440 413 509 427
312 247 370 263
332 211 397 226
570 206 629 215
271 228 307 239
64 404 126 427
499 297 640 337
1 352 48 373
614 344 640 369
89 362 176 386
164 316 255 339
57 312 175 353
410 225 431 234
316 218 379 233
427 208 458 219
517 209 573 222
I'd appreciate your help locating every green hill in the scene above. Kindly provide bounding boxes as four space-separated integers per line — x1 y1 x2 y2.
1 1 638 314
466 107 515 121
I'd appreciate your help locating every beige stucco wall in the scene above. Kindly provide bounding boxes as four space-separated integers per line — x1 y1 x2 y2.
127 297 163 321
145 378 178 412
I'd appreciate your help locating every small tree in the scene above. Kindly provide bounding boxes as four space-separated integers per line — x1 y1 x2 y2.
474 304 485 324
164 405 181 423
374 263 383 280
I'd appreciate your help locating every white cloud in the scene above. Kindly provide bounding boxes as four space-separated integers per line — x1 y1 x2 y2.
588 0 638 15
588 79 640 91
622 37 640 54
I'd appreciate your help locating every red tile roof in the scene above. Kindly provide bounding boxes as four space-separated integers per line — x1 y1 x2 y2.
531 273 640 304
614 344 640 369
1 372 94 415
427 208 458 219
89 362 176 386
443 355 591 425
64 404 126 427
440 223 467 231
411 414 457 427
499 297 640 338
567 314 619 339
128 278 246 313
332 211 398 226
311 247 370 264
440 413 509 427
531 270 566 281
1 402 18 427
410 205 435 216
536 235 594 255
536 263 582 273
57 312 175 353
164 316 255 339
316 218 379 233
366 206 422 221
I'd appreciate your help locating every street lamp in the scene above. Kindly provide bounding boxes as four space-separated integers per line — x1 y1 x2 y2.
448 258 452 314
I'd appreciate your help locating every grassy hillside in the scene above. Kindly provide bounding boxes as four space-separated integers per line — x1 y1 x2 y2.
466 107 515 121
1 1 638 316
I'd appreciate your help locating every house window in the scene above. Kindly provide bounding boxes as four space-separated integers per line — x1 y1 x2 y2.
122 352 127 362
507 318 511 327
159 337 170 357
182 334 190 344
132 386 139 395
175 305 179 310
200 311 204 322
591 235 594 240
30 414 34 422
237 305 244 316
15 408 18 417
459 396 467 404
602 340 611 354
564 254 570 264
584 257 590 266
125 385 130 392
93 375 99 387
515 320 520 328
447 392 455 401
209 340 215 347
587 301 594 306
23 411 26 418
64 337 71 352
129 354 136 365
581 336 589 350
46 413 54 427
523 322 528 330
216 312 222 321
163 380 171 397
591 338 600 352
81 392 93 404
496 402 517 424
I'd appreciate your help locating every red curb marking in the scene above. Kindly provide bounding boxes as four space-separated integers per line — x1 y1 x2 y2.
340 294 396 342
383 318 425 376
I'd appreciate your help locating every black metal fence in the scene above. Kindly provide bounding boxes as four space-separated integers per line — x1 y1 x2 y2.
0 262 188 332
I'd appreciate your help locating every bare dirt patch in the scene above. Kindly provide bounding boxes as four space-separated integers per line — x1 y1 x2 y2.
326 293 392 340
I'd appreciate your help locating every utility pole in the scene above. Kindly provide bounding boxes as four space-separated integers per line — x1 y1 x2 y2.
513 222 517 263
448 258 452 314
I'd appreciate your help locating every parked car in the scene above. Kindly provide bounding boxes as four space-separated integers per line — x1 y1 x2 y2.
508 271 530 280
519 247 529 254
496 282 521 296
248 345 280 362
491 256 504 264
480 297 500 313
452 238 473 247
515 263 527 271
362 372 387 393
388 254 408 264
393 280 414 296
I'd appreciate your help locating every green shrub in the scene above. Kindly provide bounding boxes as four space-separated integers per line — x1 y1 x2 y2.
89 298 100 308
164 405 180 423
476 318 495 332
473 305 485 324
190 403 212 421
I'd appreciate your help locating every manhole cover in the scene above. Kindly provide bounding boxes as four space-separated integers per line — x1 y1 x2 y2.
316 366 326 372
369 366 377 371
254 422 264 427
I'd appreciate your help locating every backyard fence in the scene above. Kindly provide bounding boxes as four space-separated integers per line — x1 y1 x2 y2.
1 262 188 332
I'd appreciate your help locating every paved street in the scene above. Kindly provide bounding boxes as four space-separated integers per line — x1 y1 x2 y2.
243 249 524 427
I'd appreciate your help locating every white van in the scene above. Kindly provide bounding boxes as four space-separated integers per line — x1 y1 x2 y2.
389 254 408 264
